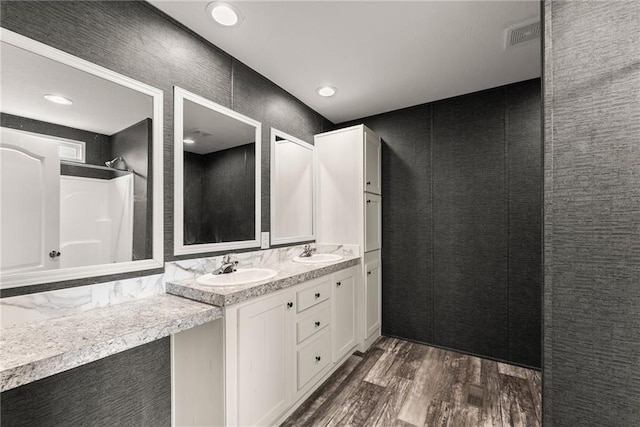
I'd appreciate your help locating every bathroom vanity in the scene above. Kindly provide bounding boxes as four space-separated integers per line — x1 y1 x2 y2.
168 253 362 426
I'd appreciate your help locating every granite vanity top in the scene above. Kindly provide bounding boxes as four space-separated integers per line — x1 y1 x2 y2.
166 256 360 307
0 294 222 392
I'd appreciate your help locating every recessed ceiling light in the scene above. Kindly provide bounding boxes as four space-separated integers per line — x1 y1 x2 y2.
183 138 195 144
317 86 336 97
44 94 73 105
206 2 242 27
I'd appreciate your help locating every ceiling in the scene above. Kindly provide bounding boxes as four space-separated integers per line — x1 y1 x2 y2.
183 98 256 154
1 41 152 135
148 0 541 123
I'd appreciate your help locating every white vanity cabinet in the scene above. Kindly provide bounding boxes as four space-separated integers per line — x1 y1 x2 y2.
315 124 383 352
332 267 358 362
218 265 360 426
237 291 295 426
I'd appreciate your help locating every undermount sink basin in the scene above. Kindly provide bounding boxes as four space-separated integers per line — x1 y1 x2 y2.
196 268 278 287
292 253 343 264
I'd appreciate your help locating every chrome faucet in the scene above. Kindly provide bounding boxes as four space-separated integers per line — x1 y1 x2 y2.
212 255 238 275
299 244 316 258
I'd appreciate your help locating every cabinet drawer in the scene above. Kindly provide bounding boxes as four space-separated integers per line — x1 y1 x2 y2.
296 279 331 313
297 301 331 344
297 329 331 390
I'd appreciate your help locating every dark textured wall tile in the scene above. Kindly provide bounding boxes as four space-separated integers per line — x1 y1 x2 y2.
1 338 171 426
432 88 509 360
507 80 542 368
544 1 640 426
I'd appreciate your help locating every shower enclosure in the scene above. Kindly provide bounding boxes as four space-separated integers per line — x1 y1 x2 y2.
0 127 133 273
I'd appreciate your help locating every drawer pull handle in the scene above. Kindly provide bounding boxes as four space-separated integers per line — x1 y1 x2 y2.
315 292 321 299
287 301 293 309
336 281 341 287
315 321 321 327
367 271 372 276
315 356 321 362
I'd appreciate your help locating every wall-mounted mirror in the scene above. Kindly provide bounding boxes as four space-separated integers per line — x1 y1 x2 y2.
174 87 261 255
270 128 315 245
0 29 163 289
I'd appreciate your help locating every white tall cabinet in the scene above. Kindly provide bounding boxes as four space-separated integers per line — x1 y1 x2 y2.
315 124 382 351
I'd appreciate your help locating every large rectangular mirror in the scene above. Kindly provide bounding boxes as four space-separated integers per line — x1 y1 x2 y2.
270 128 315 245
0 29 163 289
174 87 261 255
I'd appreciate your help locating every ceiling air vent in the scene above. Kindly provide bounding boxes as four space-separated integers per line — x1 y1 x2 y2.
505 21 540 48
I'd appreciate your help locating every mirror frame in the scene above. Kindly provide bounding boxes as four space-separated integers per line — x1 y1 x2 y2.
173 86 262 256
0 29 164 289
270 128 315 245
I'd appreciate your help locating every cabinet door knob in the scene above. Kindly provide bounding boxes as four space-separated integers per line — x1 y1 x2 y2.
287 301 293 309
315 356 321 362
336 281 341 287
315 321 321 327
49 250 61 259
367 271 372 276
314 292 321 299
366 181 371 186
366 199 371 204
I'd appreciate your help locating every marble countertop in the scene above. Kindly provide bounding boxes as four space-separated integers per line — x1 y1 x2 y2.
0 294 222 392
166 256 361 307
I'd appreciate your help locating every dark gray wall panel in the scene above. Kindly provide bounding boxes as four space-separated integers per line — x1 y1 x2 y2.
202 144 256 243
339 104 434 343
544 1 640 426
336 81 541 367
432 89 509 360
111 119 153 260
183 151 205 245
507 80 542 368
0 338 171 426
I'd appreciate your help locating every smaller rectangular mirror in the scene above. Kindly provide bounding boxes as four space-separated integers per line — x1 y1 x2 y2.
270 128 315 245
174 87 261 255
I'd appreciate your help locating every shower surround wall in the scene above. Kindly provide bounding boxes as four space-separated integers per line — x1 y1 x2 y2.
338 79 542 368
543 1 640 426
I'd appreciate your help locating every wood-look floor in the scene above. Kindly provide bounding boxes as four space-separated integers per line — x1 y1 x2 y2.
282 336 541 427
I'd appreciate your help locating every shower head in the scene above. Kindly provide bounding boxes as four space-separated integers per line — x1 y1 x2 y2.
105 156 132 172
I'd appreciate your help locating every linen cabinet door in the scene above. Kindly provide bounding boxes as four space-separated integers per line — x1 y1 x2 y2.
364 129 381 195
237 291 295 426
364 251 382 338
365 193 382 252
333 267 357 362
